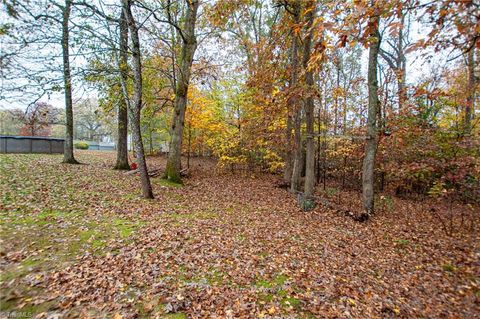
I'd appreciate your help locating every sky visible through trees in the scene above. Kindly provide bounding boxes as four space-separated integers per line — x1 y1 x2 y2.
0 1 465 110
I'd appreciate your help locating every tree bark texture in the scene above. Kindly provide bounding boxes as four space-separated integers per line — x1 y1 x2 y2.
465 48 475 135
361 14 381 219
123 0 154 199
289 1 302 193
114 9 130 170
302 3 316 202
62 0 78 164
164 0 199 183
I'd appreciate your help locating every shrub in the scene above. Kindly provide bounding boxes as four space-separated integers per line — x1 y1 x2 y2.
74 141 89 150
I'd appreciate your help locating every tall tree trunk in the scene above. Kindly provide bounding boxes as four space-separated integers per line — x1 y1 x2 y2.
123 0 153 199
465 48 475 135
316 81 322 184
149 122 154 155
322 83 328 190
291 112 303 192
303 3 316 204
283 114 293 185
379 10 408 111
115 96 130 169
334 57 340 135
397 10 407 109
187 124 191 169
164 0 199 183
62 0 78 164
289 1 302 192
114 9 130 170
361 15 381 220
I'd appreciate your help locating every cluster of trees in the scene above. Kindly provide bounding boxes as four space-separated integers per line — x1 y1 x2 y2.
0 102 61 137
0 99 114 142
74 98 115 142
1 0 478 216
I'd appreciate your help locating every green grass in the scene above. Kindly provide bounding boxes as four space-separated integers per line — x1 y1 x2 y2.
253 274 302 311
280 296 301 308
163 313 187 319
255 279 273 289
325 187 339 197
0 297 55 314
175 266 228 287
236 234 246 242
113 218 144 238
0 154 154 313
0 209 144 311
255 274 288 289
0 210 145 311
156 178 183 188
394 239 411 247
442 263 457 272
2 153 307 316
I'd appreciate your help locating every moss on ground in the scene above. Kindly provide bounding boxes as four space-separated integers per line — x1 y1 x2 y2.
0 206 144 312
156 178 183 188
163 313 187 319
253 274 302 312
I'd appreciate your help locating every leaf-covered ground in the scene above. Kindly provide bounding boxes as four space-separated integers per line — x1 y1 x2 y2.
1 152 479 318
